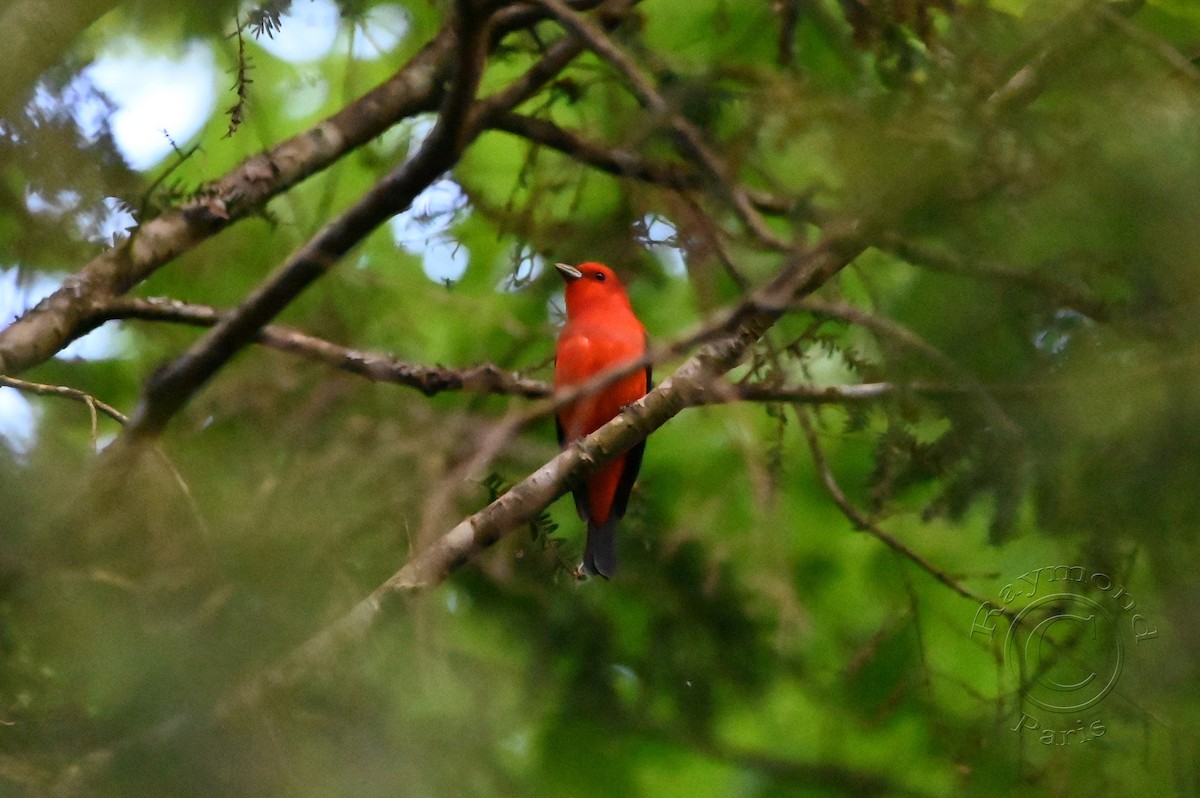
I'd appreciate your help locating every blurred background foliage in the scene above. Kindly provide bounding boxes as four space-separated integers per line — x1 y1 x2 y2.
1 0 1198 795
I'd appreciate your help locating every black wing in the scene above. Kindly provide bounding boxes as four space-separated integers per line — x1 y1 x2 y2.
557 414 589 519
610 363 651 520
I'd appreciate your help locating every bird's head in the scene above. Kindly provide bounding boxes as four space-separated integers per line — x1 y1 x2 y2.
555 262 632 317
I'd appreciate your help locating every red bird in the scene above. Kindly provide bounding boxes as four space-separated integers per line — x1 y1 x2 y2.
554 262 650 578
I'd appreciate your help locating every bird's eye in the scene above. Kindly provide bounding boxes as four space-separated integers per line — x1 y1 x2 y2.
594 271 606 281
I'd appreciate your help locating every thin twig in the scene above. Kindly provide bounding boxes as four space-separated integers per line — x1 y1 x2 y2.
0 375 211 538
100 296 550 398
795 406 985 604
490 112 796 217
0 375 128 425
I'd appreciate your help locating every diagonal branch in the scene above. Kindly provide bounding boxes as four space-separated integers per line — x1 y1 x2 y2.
61 238 858 789
410 232 867 546
122 2 515 439
0 26 455 378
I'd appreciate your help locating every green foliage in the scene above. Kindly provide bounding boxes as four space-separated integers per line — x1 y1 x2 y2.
2 0 1200 796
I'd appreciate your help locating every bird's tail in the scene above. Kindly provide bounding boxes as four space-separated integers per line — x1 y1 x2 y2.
583 517 618 579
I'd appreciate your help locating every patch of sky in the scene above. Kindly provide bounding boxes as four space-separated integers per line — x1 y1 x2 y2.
389 179 471 283
30 72 114 145
406 114 437 150
84 40 217 170
547 290 566 329
0 387 38 457
251 0 340 62
248 1 409 63
26 190 136 246
635 214 686 277
280 72 330 121
501 249 545 294
1033 309 1087 358
348 4 410 60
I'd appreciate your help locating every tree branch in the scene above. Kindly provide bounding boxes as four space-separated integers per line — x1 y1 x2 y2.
99 296 550 398
0 24 456 378
53 236 860 789
101 297 1043 408
117 0 650 440
122 2 504 439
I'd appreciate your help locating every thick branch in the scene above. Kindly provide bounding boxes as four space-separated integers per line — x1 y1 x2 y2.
123 4 501 438
120 0 646 439
0 26 457 378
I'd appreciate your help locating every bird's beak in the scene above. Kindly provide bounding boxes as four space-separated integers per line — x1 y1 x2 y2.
555 262 583 281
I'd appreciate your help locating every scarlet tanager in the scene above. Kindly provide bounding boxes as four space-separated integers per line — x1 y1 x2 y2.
554 262 650 578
